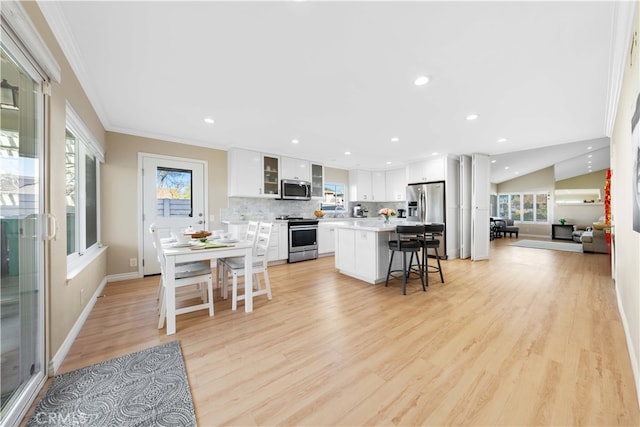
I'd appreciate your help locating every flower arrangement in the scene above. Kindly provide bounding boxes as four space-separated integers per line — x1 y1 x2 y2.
378 208 397 223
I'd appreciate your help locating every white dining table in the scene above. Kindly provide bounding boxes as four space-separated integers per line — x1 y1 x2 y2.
161 240 254 335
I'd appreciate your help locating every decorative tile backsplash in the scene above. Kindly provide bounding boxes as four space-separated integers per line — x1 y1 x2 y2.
221 198 406 221
222 198 324 221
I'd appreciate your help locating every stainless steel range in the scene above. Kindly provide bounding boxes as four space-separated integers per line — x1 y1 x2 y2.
281 217 318 263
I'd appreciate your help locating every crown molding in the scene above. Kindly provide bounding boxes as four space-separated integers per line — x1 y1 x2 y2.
37 0 110 128
1 1 60 82
604 0 638 137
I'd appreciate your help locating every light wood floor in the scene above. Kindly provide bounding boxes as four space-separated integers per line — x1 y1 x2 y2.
25 238 640 426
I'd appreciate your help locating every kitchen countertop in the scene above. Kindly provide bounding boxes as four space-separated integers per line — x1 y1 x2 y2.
334 219 418 232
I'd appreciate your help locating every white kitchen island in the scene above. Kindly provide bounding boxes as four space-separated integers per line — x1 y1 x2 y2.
334 220 407 284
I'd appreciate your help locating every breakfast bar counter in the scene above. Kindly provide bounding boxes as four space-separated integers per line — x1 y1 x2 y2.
334 220 408 284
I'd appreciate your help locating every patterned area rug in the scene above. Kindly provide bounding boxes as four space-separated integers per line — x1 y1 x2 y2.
27 341 196 427
510 239 583 253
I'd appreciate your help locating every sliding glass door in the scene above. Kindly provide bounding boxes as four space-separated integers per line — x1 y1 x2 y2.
0 32 46 425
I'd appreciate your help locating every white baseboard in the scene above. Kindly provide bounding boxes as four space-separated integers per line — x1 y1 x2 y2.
615 281 640 409
48 276 108 375
107 272 140 282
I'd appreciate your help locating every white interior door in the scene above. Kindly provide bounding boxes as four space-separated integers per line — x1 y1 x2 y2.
141 154 207 275
471 154 490 261
459 155 472 259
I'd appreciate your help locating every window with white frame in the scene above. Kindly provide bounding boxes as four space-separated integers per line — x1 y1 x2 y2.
321 182 345 211
498 191 548 223
65 104 103 267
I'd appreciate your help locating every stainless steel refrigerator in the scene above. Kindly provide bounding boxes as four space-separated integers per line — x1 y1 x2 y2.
406 181 447 258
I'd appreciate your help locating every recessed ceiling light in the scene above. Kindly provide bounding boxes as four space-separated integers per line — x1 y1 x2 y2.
588 160 592 164
204 117 215 124
291 139 299 144
391 137 399 142
386 161 392 165
588 154 593 158
465 114 479 121
414 75 430 86
504 166 510 170
491 159 497 163
514 171 520 175
431 152 439 156
497 138 507 143
587 146 593 150
344 151 351 155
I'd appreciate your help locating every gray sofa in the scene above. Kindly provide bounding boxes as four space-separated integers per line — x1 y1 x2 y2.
581 228 608 253
502 219 519 237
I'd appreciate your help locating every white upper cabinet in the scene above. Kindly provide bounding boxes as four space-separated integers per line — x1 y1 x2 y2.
385 168 407 201
407 156 445 183
281 156 310 181
262 155 280 196
228 148 263 197
349 168 407 202
311 163 324 198
228 148 281 197
349 170 373 201
371 171 386 201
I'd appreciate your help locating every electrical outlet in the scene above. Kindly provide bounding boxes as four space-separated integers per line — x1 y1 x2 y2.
80 288 84 305
130 258 137 267
209 214 215 222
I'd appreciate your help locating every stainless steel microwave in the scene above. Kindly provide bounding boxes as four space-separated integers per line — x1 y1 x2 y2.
280 179 311 200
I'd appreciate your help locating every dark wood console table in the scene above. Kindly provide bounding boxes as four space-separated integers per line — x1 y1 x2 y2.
552 224 574 240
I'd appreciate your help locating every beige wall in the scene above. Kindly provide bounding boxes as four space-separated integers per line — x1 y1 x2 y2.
20 2 108 359
610 6 640 398
555 169 607 190
325 166 349 185
555 169 607 226
103 132 227 275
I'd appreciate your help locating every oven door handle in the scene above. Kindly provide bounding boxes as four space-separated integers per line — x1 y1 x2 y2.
289 225 318 232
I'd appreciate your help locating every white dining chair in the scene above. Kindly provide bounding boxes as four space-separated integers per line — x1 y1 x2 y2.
217 220 260 291
149 224 214 329
220 222 273 310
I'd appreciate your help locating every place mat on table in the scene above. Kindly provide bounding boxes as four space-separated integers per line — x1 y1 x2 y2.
190 243 234 250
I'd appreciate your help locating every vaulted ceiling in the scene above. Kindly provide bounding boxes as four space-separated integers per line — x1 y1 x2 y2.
38 0 620 183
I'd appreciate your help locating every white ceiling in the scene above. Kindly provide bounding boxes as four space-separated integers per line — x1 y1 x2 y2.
38 0 618 183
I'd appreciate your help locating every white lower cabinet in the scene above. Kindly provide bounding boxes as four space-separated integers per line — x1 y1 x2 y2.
335 227 397 284
277 223 288 260
335 228 356 272
226 222 288 263
318 221 342 255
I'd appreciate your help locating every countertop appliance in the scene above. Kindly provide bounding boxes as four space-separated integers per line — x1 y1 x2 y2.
397 208 406 218
406 181 447 258
353 204 367 218
279 217 318 262
280 179 311 200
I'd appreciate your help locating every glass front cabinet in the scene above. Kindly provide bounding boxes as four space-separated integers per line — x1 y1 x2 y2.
311 163 324 198
263 155 280 196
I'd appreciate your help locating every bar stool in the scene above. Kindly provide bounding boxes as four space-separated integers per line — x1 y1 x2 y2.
421 223 445 286
385 225 426 295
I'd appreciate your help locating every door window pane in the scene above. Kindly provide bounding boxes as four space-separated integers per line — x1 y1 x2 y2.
536 193 548 222
85 152 97 247
65 130 76 255
509 194 521 220
498 194 509 218
156 167 192 217
0 43 44 417
523 194 534 221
